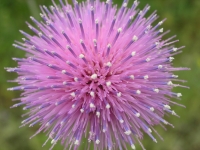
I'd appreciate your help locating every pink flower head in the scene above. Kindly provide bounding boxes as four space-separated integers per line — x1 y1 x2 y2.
7 0 188 150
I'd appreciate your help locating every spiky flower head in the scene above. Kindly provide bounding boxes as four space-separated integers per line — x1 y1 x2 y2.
7 0 188 150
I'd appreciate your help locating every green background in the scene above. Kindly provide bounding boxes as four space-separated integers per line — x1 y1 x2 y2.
0 0 199 150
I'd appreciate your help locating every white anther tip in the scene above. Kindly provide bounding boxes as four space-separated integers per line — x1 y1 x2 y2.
130 75 134 80
158 65 163 69
90 103 95 108
163 120 168 125
62 70 66 74
96 111 100 118
164 105 171 109
63 81 67 85
131 51 136 57
150 107 154 111
117 92 122 97
90 6 94 10
124 130 131 135
132 35 138 41
154 89 159 93
177 93 182 97
51 139 56 144
74 140 79 145
107 43 111 48
45 122 50 127
173 47 178 52
158 21 163 25
79 54 85 59
135 113 140 117
38 32 42 36
95 19 99 24
91 73 97 79
129 15 134 20
106 81 111 87
144 75 149 80
118 28 122 33
119 119 124 124
123 3 127 7
167 81 173 86
106 104 110 109
93 39 97 43
131 144 136 150
106 0 110 3
148 128 152 133
136 90 141 95
169 57 174 62
70 92 75 97
159 28 163 33
146 58 151 62
80 109 84 113
172 110 176 115
154 139 158 143
66 60 70 64
134 0 138 5
74 77 78 82
95 140 100 144
155 42 160 46
106 62 112 67
172 75 178 78
90 91 95 97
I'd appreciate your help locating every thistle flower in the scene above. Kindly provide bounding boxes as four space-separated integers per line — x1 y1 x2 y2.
7 0 188 150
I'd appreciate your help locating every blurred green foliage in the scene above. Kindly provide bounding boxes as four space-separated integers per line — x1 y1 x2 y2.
0 0 200 150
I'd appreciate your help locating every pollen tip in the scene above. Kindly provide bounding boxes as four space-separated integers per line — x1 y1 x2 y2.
90 103 95 108
158 65 163 69
124 130 131 135
173 47 178 52
146 58 151 62
131 144 136 149
106 62 112 67
95 140 100 144
167 81 173 86
79 54 85 59
135 113 140 117
144 75 149 80
130 75 134 80
90 91 95 97
119 119 124 124
117 92 122 97
91 73 97 79
131 51 136 57
148 128 152 133
106 81 111 87
96 111 100 118
132 35 138 42
154 89 159 93
117 28 122 33
106 104 111 109
150 107 154 111
164 105 171 109
70 92 75 97
136 90 141 95
74 140 79 145
177 93 182 97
